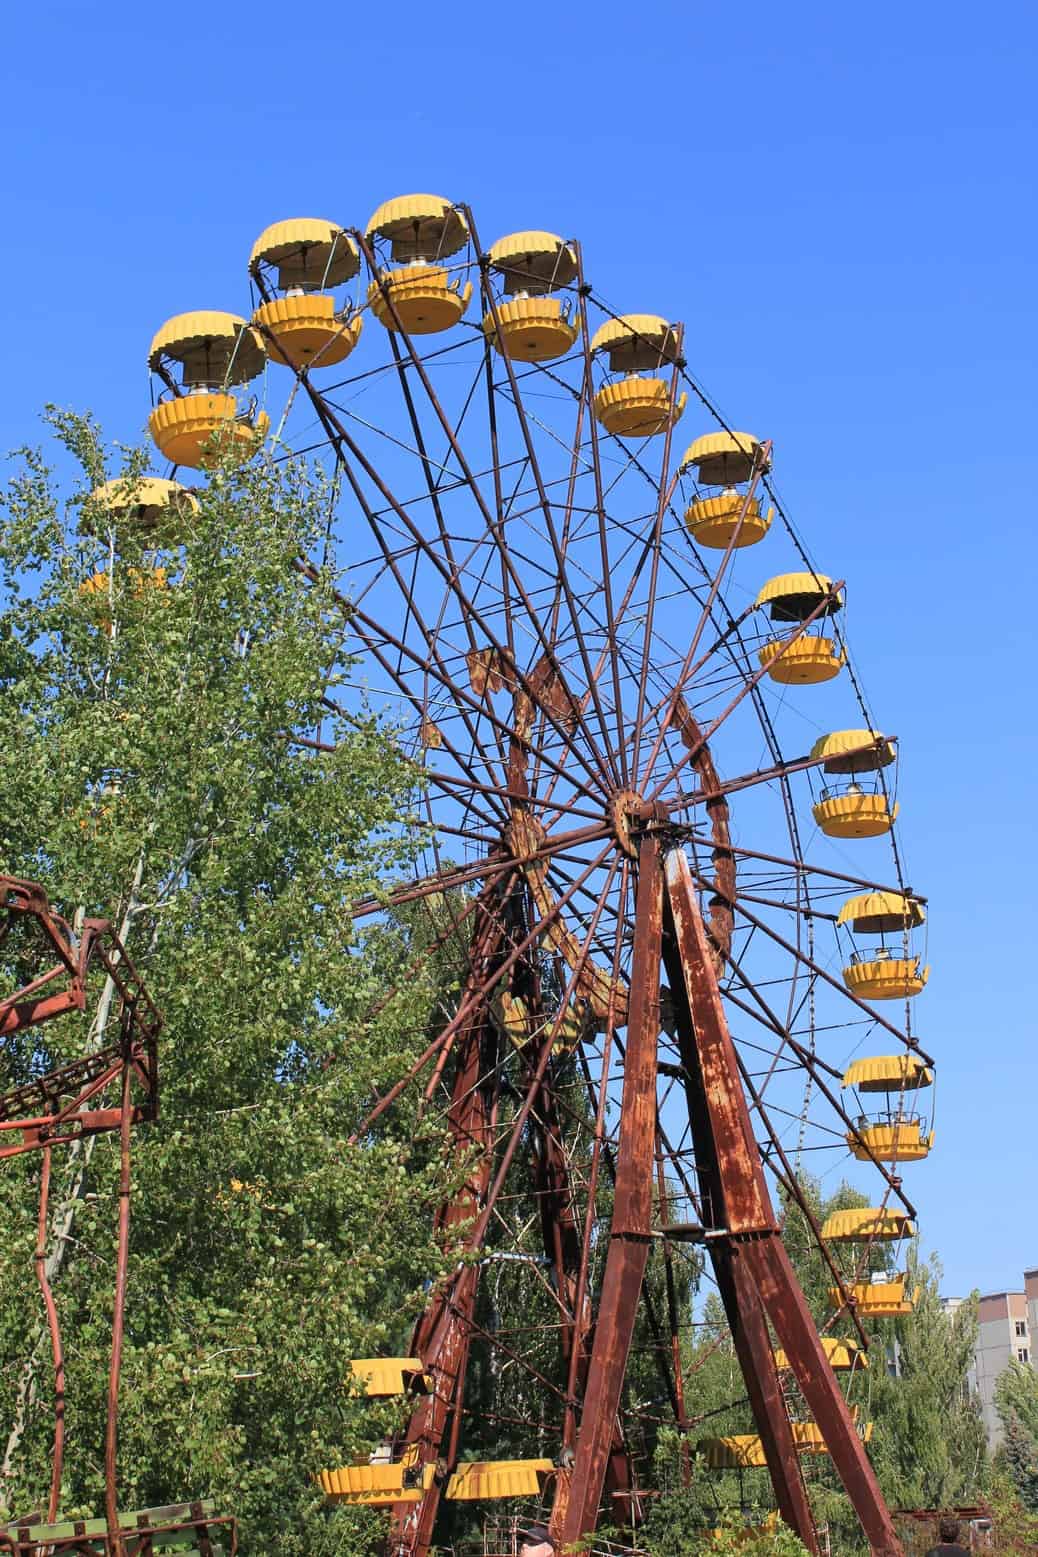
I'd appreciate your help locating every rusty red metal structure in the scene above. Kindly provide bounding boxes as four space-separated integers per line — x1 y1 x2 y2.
0 876 235 1556
160 199 931 1554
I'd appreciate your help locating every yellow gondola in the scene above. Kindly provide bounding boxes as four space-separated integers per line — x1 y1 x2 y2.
250 218 363 369
821 1207 915 1243
148 312 268 469
317 1460 435 1506
774 1336 867 1371
755 573 845 684
848 1120 934 1162
85 477 198 543
837 891 929 1000
366 194 472 334
347 1358 430 1396
680 430 770 486
483 231 580 362
679 431 772 548
590 314 687 437
444 1459 553 1500
843 1052 935 1159
828 1277 920 1317
810 728 898 838
842 1054 932 1091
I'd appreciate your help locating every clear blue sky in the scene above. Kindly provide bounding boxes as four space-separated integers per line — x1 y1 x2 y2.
3 1 1035 1296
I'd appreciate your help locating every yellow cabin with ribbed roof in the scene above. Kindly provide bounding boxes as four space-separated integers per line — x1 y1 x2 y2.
755 572 845 684
85 477 198 543
774 1336 867 1372
483 231 580 362
250 218 363 370
837 891 929 1000
590 315 687 437
821 1207 915 1243
680 431 772 548
829 1276 920 1317
317 1460 435 1506
366 194 472 334
811 729 899 838
843 1053 934 1161
148 312 268 469
444 1460 553 1500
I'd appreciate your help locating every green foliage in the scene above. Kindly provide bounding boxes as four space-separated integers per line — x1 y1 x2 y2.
994 1364 1038 1513
985 1470 1038 1553
643 1179 986 1557
0 413 456 1553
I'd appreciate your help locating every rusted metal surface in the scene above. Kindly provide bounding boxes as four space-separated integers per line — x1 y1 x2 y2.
260 225 930 1557
663 847 904 1557
0 878 160 1160
558 830 664 1551
0 1504 237 1555
34 1146 64 1522
390 921 505 1555
0 875 234 1556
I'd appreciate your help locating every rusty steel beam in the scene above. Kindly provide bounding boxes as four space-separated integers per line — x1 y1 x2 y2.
558 825 664 1550
663 847 904 1557
660 897 815 1544
389 922 505 1556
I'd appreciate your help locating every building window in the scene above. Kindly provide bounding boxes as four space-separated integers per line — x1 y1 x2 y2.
1016 1321 1027 1338
1019 1349 1030 1364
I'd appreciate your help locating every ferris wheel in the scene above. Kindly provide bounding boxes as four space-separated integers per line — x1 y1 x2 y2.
132 194 935 1557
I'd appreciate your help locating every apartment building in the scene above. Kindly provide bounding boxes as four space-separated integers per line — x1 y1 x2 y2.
973 1290 1031 1444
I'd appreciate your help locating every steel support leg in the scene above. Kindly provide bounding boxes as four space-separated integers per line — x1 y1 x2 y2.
559 832 663 1549
389 921 504 1557
663 847 902 1557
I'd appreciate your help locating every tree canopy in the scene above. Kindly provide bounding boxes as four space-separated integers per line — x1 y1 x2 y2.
0 413 460 1553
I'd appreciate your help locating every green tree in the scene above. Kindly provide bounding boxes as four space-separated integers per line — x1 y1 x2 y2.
0 413 458 1553
643 1179 986 1556
994 1363 1038 1512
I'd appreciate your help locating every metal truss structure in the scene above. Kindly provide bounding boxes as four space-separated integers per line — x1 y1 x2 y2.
137 197 938 1555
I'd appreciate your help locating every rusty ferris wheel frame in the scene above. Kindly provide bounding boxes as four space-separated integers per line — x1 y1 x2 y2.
188 200 931 1556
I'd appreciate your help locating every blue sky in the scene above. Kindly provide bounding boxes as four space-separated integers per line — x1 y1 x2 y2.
3 0 1036 1297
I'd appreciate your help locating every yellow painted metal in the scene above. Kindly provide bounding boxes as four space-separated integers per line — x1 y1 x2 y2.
86 477 198 538
444 1459 553 1501
253 296 362 369
701 1424 848 1467
812 792 898 838
487 231 578 294
829 1278 920 1316
837 891 925 933
680 430 768 485
821 1207 915 1243
774 1336 866 1372
366 194 469 261
792 1423 830 1455
755 571 843 618
148 312 265 384
699 1434 768 1469
348 1358 429 1396
848 1122 934 1162
810 729 895 772
317 1461 435 1505
684 492 772 549
249 218 359 287
592 378 687 437
842 1055 933 1092
590 313 681 371
148 395 269 470
368 267 472 334
758 636 844 684
842 956 929 1000
482 297 580 362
